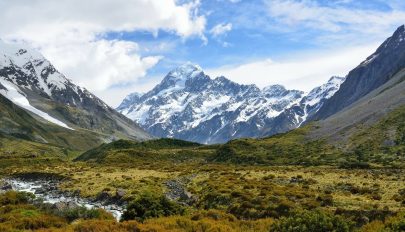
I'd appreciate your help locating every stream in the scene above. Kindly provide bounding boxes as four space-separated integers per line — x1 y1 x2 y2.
4 178 125 220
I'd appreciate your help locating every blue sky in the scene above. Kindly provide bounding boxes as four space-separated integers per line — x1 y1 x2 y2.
105 0 405 102
1 0 405 106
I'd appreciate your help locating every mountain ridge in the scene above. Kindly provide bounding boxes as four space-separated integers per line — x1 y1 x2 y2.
312 25 405 120
118 63 344 144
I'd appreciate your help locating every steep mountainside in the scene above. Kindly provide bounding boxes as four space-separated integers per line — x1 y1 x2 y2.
0 40 151 149
309 67 405 147
0 94 106 150
118 64 344 144
312 25 405 120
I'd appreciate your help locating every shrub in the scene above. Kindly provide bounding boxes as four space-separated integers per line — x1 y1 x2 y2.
57 207 114 222
384 213 405 232
121 193 185 222
0 191 35 205
198 191 232 210
270 210 352 232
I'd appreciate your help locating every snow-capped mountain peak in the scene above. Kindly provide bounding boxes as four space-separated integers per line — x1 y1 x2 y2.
118 64 346 144
0 39 71 97
147 63 209 97
304 76 345 106
0 39 151 141
168 63 203 80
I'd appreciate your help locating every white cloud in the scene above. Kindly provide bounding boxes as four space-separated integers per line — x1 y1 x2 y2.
210 23 233 37
0 0 206 40
206 44 378 92
266 0 405 35
0 0 206 106
43 39 162 91
93 76 162 107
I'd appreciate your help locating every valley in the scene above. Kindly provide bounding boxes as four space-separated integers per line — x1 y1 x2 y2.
0 137 404 231
0 7 404 232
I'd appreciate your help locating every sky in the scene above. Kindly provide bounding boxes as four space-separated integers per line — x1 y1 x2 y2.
1 0 405 107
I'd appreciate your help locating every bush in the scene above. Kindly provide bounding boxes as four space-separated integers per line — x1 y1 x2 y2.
270 210 352 232
339 161 371 169
121 194 185 221
384 213 405 232
56 207 114 222
0 191 35 205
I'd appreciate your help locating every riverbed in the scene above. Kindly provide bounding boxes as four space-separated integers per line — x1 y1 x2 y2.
5 178 124 220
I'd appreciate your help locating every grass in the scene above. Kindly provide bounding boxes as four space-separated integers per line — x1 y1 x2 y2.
59 166 176 198
0 106 404 231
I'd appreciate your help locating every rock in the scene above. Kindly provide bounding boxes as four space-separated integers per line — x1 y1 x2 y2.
67 201 79 210
96 191 111 202
0 182 12 191
358 216 370 225
165 179 196 205
383 139 396 147
73 189 81 197
53 201 79 212
53 202 68 211
34 188 46 194
116 189 126 198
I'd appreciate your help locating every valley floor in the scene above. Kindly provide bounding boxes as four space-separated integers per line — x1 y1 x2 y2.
1 156 404 231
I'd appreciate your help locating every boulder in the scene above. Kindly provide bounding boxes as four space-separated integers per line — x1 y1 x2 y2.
116 188 126 198
96 191 111 202
0 182 12 191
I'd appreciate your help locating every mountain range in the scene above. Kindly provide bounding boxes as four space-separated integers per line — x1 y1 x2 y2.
117 63 344 144
117 25 405 145
1 25 405 149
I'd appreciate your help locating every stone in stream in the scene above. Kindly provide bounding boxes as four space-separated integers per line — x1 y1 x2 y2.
34 188 47 194
0 181 12 191
116 188 126 198
53 201 79 211
96 191 111 202
73 189 81 197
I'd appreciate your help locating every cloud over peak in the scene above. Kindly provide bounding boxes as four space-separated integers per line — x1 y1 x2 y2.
0 0 206 96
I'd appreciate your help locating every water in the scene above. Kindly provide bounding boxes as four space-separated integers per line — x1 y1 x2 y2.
5 178 124 220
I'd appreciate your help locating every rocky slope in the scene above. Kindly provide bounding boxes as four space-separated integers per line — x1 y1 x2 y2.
0 40 151 149
118 64 344 144
312 25 405 120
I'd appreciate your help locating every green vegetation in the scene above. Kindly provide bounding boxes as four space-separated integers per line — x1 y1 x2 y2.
75 138 202 162
346 106 405 167
74 138 215 170
211 126 339 166
0 191 113 231
121 193 185 221
269 210 351 232
0 106 404 231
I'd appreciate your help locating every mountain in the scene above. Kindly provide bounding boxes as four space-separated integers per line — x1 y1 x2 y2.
118 63 344 144
308 60 405 146
0 40 151 150
312 25 405 120
259 76 345 137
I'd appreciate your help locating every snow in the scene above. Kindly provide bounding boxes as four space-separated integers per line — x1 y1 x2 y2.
169 63 203 80
0 39 68 97
361 54 379 66
126 104 151 125
118 62 346 141
190 95 230 128
297 76 345 125
0 79 73 130
165 63 204 88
